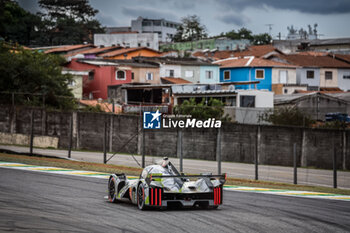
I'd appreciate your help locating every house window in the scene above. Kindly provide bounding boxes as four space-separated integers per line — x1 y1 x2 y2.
88 72 94 80
206 70 213 79
256 69 264 79
116 70 126 80
185 70 194 78
325 71 333 80
306 70 314 79
240 95 255 108
146 42 150 47
146 72 153 80
344 75 350 79
224 70 230 80
131 72 134 80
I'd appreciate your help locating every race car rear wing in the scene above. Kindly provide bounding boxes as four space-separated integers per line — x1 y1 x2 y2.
146 173 227 185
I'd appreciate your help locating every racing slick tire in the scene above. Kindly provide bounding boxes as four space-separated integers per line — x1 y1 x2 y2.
108 176 118 203
137 183 147 210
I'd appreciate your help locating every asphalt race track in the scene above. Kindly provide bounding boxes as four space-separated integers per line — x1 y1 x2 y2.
0 168 349 233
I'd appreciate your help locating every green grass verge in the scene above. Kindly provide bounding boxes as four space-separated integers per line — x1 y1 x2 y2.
0 152 349 195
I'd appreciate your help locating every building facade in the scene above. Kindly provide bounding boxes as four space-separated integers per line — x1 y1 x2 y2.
160 38 250 52
131 17 180 43
94 33 159 50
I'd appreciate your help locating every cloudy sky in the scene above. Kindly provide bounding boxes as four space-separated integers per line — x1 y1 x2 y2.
18 0 350 39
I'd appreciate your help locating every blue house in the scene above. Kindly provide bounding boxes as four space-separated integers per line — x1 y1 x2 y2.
216 57 296 91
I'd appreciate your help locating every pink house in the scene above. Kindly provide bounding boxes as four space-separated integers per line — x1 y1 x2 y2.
66 59 132 99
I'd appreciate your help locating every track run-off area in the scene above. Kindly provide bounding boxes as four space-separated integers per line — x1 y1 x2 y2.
0 162 349 232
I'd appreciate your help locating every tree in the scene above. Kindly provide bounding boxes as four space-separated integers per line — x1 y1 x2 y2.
0 41 75 109
0 0 45 45
252 33 272 45
173 98 226 120
38 0 104 45
172 15 207 42
222 27 271 45
259 106 314 127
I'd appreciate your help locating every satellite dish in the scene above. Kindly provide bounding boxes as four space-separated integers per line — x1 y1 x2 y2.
228 85 235 91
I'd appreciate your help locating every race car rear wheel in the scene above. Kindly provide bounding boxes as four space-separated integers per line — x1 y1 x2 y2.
108 177 117 203
137 183 146 210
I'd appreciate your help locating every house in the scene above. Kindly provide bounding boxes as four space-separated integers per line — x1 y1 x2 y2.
94 33 159 50
133 56 220 84
274 92 350 121
61 68 87 99
215 56 301 93
66 59 132 99
267 54 350 91
99 47 161 60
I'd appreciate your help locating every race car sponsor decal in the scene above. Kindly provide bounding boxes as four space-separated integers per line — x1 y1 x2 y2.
1 161 349 201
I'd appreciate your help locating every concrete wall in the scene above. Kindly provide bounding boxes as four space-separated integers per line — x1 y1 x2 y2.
297 68 320 87
181 65 200 83
320 68 338 88
0 106 349 170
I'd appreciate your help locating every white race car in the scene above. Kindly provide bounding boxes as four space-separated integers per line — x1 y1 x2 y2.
108 158 226 210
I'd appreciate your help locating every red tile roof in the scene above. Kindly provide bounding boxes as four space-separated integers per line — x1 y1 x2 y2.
217 57 297 68
44 44 95 54
98 47 160 58
161 77 192 84
277 54 350 68
332 54 350 63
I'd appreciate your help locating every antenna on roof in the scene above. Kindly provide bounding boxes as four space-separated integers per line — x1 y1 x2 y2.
265 24 274 36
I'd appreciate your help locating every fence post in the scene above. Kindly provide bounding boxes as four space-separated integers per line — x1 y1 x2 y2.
216 128 221 175
29 110 34 155
177 129 183 172
293 143 297 184
333 144 337 189
68 114 73 158
255 125 260 180
142 126 145 168
103 121 107 164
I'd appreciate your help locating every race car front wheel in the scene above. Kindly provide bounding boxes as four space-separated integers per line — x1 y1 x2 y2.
137 183 146 210
108 177 117 203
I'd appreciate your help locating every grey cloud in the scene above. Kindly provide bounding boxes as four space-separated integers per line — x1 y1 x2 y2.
122 6 178 21
217 13 248 26
219 0 350 14
17 0 41 13
96 13 119 27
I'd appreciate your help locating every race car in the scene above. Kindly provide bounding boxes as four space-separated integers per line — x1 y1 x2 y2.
107 157 226 210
